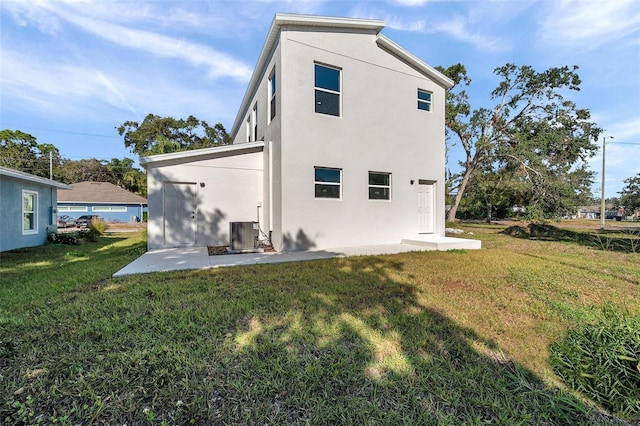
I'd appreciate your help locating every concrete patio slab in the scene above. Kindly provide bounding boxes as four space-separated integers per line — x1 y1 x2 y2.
113 238 481 277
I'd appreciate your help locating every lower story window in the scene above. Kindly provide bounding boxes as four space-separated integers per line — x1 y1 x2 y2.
315 167 341 199
58 206 88 212
369 172 391 200
23 190 37 234
93 206 127 212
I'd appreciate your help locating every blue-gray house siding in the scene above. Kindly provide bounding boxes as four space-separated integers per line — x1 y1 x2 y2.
0 167 71 252
57 202 146 223
57 181 147 224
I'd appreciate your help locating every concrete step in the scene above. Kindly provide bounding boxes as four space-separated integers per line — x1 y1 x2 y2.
401 235 481 251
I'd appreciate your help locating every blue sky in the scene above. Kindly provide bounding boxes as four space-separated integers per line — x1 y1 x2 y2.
1 0 638 198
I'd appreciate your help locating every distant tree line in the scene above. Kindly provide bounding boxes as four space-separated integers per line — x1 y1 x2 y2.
1 115 231 198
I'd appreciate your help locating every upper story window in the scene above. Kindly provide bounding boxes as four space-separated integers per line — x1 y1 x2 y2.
418 89 432 112
245 116 251 142
314 167 341 199
22 190 37 234
252 103 258 140
314 63 341 117
269 69 276 121
369 172 391 200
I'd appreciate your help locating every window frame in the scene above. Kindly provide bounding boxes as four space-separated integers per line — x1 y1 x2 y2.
368 172 391 201
58 206 88 212
22 190 37 235
314 63 341 117
268 69 276 122
417 89 432 112
314 167 342 200
92 206 127 212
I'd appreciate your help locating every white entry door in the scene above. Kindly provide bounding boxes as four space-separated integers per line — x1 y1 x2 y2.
417 180 435 234
163 182 197 246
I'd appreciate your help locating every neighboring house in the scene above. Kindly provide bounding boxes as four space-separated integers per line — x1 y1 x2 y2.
57 181 147 223
142 13 480 252
0 166 71 252
576 205 600 220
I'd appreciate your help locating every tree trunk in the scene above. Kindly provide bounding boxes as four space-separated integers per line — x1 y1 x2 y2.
447 166 474 222
484 191 492 223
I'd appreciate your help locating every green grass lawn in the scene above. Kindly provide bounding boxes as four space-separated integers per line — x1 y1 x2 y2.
1 225 637 425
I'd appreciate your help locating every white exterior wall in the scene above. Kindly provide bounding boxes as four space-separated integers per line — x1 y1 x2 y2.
274 26 446 250
146 152 263 249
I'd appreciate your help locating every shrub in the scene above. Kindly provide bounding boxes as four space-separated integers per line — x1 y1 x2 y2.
91 219 108 234
47 230 80 245
549 305 640 420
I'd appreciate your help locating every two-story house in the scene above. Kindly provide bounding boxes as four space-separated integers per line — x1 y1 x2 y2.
142 13 480 252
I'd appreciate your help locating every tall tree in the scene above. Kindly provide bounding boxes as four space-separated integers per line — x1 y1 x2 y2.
0 129 63 178
439 64 601 221
117 114 231 157
618 173 640 214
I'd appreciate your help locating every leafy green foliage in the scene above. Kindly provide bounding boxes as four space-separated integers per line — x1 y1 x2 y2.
501 223 640 253
550 305 640 420
58 157 147 196
46 220 108 245
1 129 147 196
117 114 231 156
619 173 640 215
0 129 63 177
439 63 600 222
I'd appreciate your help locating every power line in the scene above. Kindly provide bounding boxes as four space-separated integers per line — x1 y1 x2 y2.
0 124 121 139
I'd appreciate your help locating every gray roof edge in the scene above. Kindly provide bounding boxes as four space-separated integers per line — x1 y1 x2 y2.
140 141 265 167
375 35 454 89
0 166 72 189
230 13 386 138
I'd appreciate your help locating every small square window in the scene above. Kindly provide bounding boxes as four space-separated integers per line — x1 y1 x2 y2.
369 172 391 200
315 167 341 199
418 89 432 111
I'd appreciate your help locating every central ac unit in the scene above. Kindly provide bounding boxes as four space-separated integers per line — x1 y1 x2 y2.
230 221 259 250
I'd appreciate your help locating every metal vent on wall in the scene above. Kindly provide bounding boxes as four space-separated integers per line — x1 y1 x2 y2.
230 222 259 250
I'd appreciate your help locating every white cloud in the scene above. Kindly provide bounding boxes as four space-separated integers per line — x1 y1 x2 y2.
539 0 640 48
2 0 253 81
392 0 431 6
2 0 62 35
432 15 511 53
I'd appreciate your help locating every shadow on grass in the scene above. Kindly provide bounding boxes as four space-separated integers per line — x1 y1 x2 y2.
0 235 145 314
501 223 640 253
1 255 624 424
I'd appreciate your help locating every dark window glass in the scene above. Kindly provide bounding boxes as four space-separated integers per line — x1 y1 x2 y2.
315 90 340 116
315 167 341 199
418 90 431 101
369 187 390 200
418 89 431 111
315 184 341 199
315 64 340 116
368 172 390 200
315 168 341 183
369 173 390 186
270 72 276 120
315 64 340 91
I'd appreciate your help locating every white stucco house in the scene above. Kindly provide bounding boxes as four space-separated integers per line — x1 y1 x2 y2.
142 13 480 252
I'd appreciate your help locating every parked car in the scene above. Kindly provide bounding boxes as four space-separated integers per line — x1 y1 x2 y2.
57 214 74 228
75 215 103 228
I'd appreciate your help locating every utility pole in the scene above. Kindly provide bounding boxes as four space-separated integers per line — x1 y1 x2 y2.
49 151 53 180
600 135 613 230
